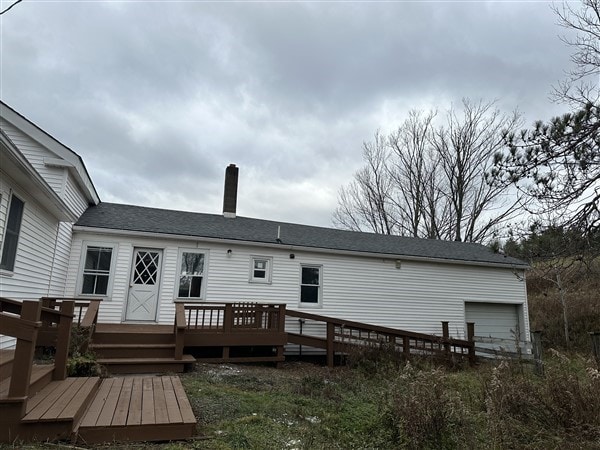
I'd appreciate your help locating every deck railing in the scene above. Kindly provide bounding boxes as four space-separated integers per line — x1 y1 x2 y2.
40 297 102 355
174 302 287 362
177 302 286 333
286 309 476 367
0 297 79 422
0 298 42 405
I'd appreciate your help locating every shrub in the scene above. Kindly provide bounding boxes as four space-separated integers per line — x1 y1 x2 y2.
383 363 478 449
67 353 101 377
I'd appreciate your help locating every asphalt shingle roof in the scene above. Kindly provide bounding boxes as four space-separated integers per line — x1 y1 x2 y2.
76 202 528 268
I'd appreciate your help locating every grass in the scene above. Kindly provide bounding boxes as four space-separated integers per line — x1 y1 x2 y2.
181 353 600 449
2 350 600 449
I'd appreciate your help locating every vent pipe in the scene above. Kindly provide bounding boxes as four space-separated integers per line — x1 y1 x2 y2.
223 164 239 218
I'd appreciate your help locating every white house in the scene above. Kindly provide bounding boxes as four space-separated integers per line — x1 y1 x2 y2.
1 102 530 348
0 102 98 347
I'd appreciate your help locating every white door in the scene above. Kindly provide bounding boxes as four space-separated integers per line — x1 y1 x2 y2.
125 248 162 322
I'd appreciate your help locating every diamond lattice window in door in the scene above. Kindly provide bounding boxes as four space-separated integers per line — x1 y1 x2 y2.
133 251 159 285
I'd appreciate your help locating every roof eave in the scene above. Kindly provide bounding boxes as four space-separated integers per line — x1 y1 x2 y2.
72 225 530 270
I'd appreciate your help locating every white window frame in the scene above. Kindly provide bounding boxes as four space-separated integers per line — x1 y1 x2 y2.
299 264 322 308
174 248 208 301
0 193 25 274
77 242 117 298
249 256 273 284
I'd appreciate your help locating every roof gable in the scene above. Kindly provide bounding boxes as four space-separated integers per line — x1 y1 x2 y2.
1 130 75 221
0 101 99 206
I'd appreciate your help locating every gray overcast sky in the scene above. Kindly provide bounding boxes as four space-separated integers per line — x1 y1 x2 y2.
0 0 575 227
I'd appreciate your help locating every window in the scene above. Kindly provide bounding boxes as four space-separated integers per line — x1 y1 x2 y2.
0 194 24 272
81 246 113 295
177 251 205 299
250 256 272 283
300 265 321 306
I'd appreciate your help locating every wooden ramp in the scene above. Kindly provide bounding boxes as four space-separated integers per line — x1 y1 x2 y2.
76 375 196 444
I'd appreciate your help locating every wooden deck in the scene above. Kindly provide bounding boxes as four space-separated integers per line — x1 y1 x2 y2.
0 298 198 444
76 375 196 444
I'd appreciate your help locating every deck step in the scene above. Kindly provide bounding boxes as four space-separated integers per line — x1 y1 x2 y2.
22 377 100 422
76 375 196 444
90 343 176 359
97 355 196 374
92 324 175 345
0 364 54 401
13 377 101 442
0 350 15 380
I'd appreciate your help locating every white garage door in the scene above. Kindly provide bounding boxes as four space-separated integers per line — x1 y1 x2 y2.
465 302 521 341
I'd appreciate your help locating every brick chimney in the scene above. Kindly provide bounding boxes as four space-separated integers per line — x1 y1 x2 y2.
223 164 239 218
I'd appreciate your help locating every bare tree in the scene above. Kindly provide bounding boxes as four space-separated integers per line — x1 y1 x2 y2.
552 0 600 105
334 132 398 235
334 100 525 243
432 100 524 242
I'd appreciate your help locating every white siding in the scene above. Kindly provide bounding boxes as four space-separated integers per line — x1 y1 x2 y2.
63 172 89 217
65 231 530 342
47 222 72 297
2 121 66 196
0 174 61 348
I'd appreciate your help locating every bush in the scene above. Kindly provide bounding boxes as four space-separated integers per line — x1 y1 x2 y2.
383 362 479 449
484 353 600 447
67 354 101 377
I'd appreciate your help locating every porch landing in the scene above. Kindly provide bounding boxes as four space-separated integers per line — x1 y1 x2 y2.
76 375 196 444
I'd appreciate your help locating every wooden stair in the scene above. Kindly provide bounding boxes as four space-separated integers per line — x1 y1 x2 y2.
0 352 196 443
0 351 98 442
90 324 196 374
0 298 198 444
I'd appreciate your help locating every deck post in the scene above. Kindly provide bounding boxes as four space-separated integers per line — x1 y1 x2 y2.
326 322 335 368
403 335 410 359
8 301 42 402
531 330 544 376
278 304 286 331
466 322 476 366
53 300 74 380
174 303 186 360
441 321 450 360
224 303 234 333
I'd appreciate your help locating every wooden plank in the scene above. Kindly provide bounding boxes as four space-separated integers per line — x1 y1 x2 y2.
152 377 170 424
127 377 143 426
41 377 87 420
25 380 61 413
111 377 133 426
141 377 155 425
23 378 76 422
96 378 124 427
161 376 183 423
58 377 99 421
80 378 115 427
170 376 196 424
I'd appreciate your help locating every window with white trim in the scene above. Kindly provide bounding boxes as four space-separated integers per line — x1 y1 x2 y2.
0 194 24 272
250 256 272 283
80 245 114 295
177 251 206 299
300 265 322 306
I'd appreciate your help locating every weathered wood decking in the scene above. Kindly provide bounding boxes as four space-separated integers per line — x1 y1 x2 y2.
76 375 196 444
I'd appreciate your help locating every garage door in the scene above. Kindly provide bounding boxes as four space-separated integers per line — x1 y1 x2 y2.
465 302 521 342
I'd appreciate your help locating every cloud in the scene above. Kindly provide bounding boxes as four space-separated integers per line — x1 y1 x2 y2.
0 1 575 228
